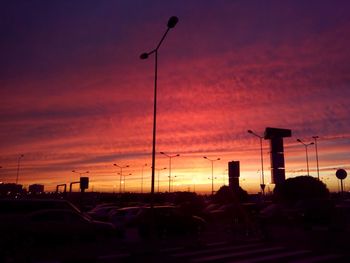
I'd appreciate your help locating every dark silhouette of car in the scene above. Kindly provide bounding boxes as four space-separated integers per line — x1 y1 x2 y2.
0 198 81 215
108 206 143 229
87 205 120 221
136 206 206 238
18 209 118 244
0 199 119 247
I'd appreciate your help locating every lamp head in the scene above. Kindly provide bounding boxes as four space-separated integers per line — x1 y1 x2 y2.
167 16 179 28
140 53 149 59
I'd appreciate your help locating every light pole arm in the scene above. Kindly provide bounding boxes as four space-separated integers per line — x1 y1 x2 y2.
259 137 265 186
156 28 171 50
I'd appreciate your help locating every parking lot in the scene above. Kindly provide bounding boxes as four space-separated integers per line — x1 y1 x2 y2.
1 196 350 262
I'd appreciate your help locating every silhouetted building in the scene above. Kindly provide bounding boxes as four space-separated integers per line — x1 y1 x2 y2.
0 183 23 195
228 161 240 192
29 184 44 194
264 127 292 186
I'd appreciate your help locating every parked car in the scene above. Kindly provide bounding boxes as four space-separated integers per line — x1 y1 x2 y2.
136 206 206 238
0 199 120 247
108 206 143 228
16 209 117 245
0 198 81 215
87 205 120 221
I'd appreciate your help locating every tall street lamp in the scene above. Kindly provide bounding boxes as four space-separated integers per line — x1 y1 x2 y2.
312 136 320 180
71 170 89 177
155 167 167 193
15 154 24 184
160 152 180 192
247 130 266 194
113 163 129 193
140 16 179 206
297 139 314 176
123 173 132 192
141 163 148 194
203 156 220 195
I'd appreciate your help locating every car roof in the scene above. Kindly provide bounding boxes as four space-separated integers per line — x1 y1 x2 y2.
0 198 80 214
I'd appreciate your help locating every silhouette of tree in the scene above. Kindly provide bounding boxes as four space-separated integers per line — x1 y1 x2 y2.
214 185 248 204
273 176 329 205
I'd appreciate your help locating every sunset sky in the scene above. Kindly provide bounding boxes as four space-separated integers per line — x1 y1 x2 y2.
1 0 350 194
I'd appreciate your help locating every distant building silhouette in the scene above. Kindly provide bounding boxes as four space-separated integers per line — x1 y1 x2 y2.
264 127 292 186
0 183 23 195
228 161 240 192
29 184 44 194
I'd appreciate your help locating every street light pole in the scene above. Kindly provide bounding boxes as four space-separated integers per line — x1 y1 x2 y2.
248 130 266 194
141 163 147 194
155 167 166 193
160 152 180 192
15 154 24 184
113 164 129 193
312 136 320 180
71 170 89 177
203 156 220 195
140 16 179 207
124 173 132 192
297 139 314 176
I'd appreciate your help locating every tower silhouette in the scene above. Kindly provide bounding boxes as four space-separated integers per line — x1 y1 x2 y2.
264 127 292 186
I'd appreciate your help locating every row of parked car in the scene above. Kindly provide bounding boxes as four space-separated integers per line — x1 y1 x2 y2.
0 198 208 247
87 203 207 238
4 196 345 248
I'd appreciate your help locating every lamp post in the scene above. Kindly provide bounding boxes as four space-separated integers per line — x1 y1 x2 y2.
203 156 220 195
15 154 24 184
297 139 314 176
192 177 197 193
71 170 89 177
171 175 177 192
222 169 228 186
113 164 129 193
141 163 147 193
312 136 320 180
247 130 265 194
160 152 180 192
140 16 179 206
155 167 167 193
123 173 132 192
